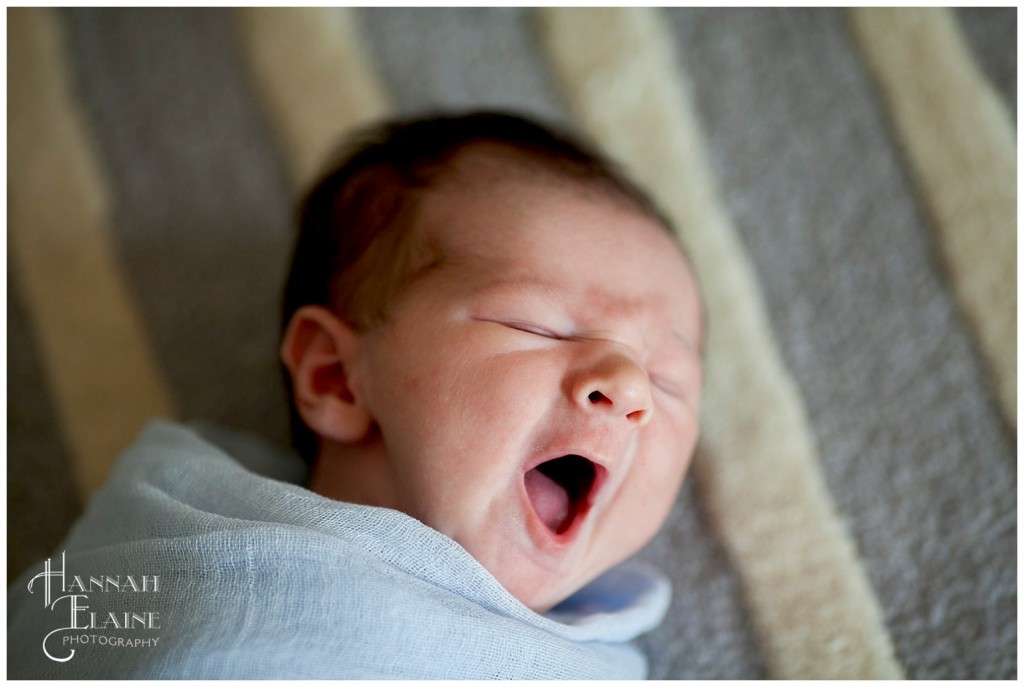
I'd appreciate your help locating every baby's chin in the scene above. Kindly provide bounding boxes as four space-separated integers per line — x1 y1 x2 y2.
465 537 614 613
440 498 642 613
495 566 586 613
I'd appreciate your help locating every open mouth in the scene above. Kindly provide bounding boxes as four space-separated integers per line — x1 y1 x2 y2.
524 455 599 536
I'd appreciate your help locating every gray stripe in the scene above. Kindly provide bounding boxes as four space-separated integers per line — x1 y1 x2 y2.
357 8 569 126
7 259 83 580
956 8 1017 119
636 480 768 678
59 8 295 446
355 8 767 678
666 8 1015 678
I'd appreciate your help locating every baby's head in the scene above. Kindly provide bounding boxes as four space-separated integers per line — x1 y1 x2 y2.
280 112 703 611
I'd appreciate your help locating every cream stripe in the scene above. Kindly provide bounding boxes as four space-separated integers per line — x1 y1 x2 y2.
235 7 390 188
849 8 1016 430
8 8 177 496
538 8 903 678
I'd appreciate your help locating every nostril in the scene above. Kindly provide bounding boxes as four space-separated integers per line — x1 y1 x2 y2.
588 390 611 405
626 408 648 424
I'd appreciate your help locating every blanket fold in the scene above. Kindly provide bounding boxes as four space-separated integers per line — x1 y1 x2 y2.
8 420 670 679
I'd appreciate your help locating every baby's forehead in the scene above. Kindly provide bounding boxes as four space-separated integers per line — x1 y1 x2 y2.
396 142 699 329
412 158 697 308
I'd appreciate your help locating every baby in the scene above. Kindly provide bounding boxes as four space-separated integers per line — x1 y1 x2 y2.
8 112 703 679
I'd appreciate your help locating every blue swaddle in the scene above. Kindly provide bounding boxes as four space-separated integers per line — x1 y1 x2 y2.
8 420 671 679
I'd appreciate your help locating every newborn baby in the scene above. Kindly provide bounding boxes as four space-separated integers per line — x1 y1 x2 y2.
8 112 703 679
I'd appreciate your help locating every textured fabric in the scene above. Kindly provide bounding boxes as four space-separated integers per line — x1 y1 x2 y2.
7 420 670 679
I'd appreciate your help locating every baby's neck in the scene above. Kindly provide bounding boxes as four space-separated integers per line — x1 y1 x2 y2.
308 439 398 509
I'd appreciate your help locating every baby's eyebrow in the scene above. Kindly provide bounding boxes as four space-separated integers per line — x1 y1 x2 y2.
671 326 696 348
671 325 705 361
472 275 565 300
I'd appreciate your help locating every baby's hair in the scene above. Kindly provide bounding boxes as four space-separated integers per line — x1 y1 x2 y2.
281 111 674 462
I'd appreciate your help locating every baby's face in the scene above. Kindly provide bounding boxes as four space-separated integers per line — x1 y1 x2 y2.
350 168 702 611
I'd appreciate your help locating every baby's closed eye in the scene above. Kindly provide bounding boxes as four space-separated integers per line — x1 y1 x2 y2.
650 374 686 400
500 320 562 339
472 316 564 340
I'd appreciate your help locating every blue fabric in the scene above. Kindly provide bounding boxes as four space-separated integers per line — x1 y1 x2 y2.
8 420 671 679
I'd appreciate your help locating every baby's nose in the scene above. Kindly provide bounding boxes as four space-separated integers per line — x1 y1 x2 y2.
571 349 653 426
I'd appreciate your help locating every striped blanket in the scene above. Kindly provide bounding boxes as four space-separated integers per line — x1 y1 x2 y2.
8 8 1015 679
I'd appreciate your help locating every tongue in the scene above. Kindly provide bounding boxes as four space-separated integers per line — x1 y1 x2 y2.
525 467 571 533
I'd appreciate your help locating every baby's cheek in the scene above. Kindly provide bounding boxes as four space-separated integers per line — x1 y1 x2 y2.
623 443 691 543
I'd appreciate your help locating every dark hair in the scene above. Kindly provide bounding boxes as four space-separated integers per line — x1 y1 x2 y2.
281 110 673 462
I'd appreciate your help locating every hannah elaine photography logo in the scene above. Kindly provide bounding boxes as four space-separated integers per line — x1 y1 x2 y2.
26 552 162 663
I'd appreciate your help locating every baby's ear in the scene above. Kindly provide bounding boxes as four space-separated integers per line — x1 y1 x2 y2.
280 305 372 444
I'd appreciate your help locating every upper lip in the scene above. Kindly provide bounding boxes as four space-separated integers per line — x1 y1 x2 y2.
523 448 609 475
